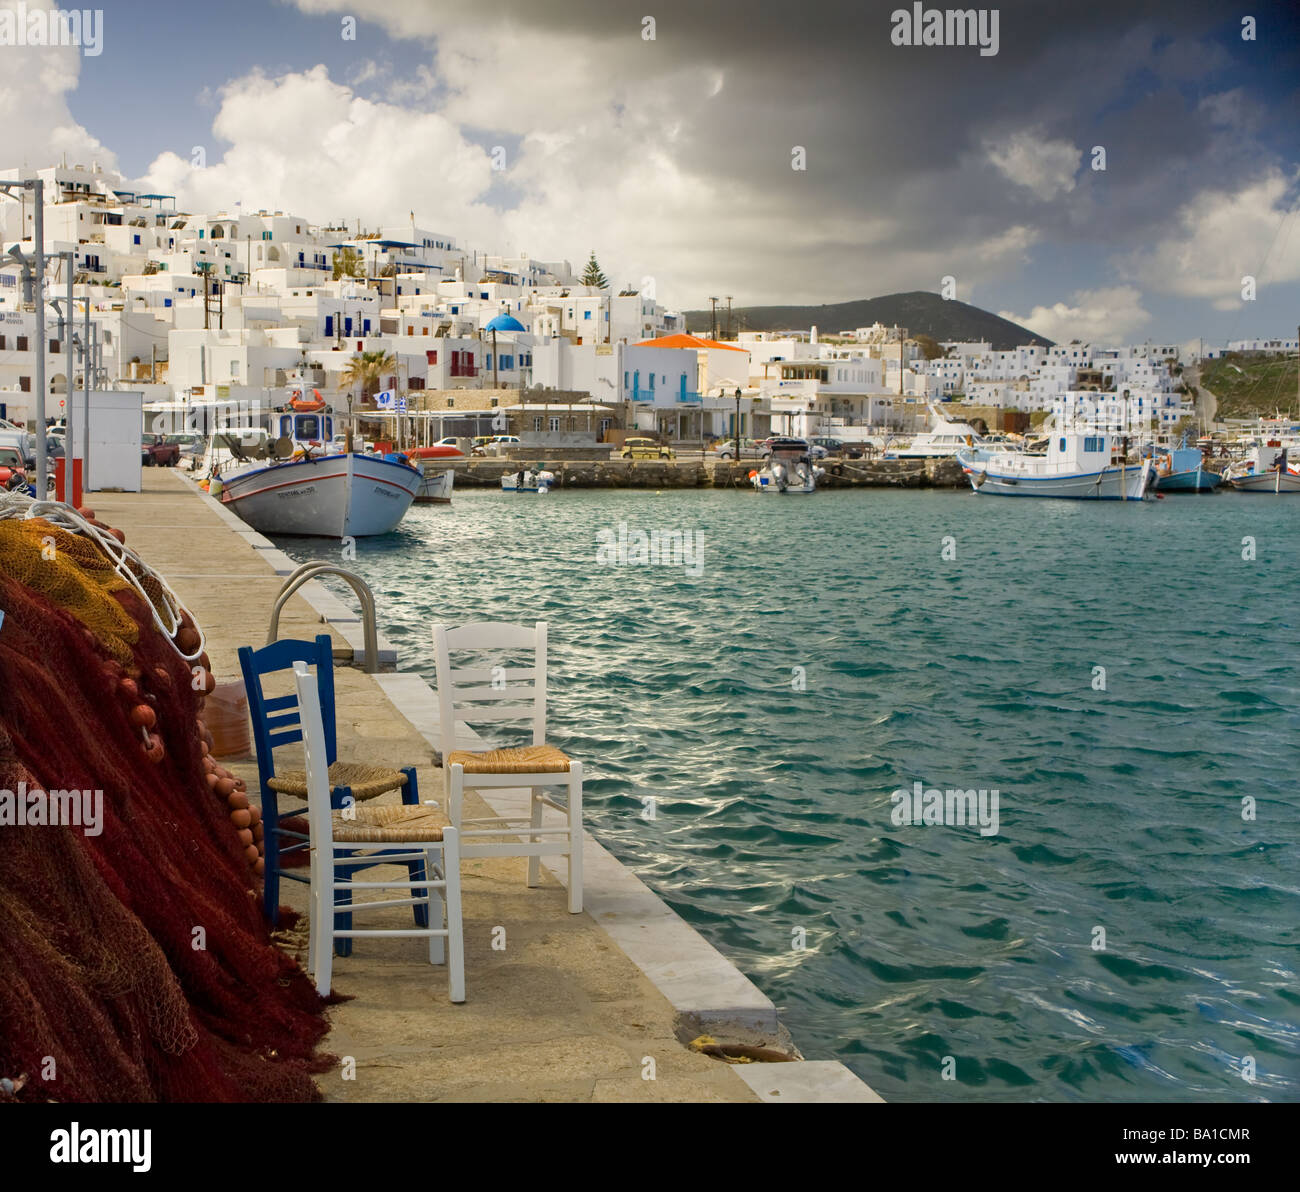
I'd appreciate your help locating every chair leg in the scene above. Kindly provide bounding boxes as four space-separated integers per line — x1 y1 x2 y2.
447 764 464 830
313 856 333 996
261 790 281 922
408 853 430 929
442 829 465 1003
426 847 445 965
526 786 543 888
401 765 419 805
334 860 356 958
567 762 583 914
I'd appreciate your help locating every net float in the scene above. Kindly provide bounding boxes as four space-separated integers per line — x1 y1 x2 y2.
227 791 250 810
236 828 254 847
243 844 259 864
129 704 157 730
214 776 236 798
230 808 252 830
142 731 165 764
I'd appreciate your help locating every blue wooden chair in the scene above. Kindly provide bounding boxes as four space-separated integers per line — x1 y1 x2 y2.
238 635 428 955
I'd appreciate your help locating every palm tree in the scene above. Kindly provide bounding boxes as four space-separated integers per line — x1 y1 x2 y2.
339 350 396 449
339 350 396 406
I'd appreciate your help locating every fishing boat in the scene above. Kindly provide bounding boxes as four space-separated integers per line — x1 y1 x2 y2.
1223 442 1300 493
958 430 1153 500
208 379 421 536
1153 445 1222 492
405 445 460 504
501 466 555 493
751 438 824 494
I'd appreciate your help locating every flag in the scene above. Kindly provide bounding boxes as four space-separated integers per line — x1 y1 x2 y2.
373 389 394 409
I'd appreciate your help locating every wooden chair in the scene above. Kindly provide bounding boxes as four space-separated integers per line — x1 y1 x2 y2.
433 621 583 913
239 635 428 951
292 662 465 1002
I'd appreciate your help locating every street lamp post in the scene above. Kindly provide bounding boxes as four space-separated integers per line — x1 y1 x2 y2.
1 178 47 492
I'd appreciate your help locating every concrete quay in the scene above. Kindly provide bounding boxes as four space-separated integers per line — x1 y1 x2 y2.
86 470 883 1104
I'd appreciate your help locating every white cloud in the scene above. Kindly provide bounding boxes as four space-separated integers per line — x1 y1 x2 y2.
999 285 1151 344
985 130 1081 202
0 0 116 171
1123 171 1300 310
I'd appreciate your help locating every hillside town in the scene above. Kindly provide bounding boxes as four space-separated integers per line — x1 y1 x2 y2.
0 159 1233 448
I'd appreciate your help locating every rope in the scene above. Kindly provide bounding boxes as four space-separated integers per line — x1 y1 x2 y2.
0 494 205 664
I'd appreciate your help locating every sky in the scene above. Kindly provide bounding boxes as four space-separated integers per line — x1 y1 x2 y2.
2 0 1299 348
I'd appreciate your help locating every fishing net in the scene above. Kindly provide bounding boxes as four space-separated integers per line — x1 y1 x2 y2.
0 513 332 1102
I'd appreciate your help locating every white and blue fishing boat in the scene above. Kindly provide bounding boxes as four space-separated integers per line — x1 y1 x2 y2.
1153 445 1222 493
207 376 421 536
958 430 1153 500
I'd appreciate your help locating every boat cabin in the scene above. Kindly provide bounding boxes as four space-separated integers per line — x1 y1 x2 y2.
277 412 335 444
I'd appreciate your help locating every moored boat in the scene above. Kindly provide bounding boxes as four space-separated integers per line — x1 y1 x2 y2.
958 430 1153 500
1153 446 1222 492
1224 442 1300 493
751 437 823 493
501 466 555 493
208 376 421 536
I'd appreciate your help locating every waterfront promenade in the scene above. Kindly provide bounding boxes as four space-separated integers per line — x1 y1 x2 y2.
88 471 880 1103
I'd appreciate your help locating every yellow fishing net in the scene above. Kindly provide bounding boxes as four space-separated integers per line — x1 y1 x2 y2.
0 519 139 664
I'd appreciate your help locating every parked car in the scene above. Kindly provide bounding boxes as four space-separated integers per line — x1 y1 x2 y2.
620 436 675 460
809 436 865 459
142 435 182 467
0 445 29 490
715 437 766 460
472 434 521 456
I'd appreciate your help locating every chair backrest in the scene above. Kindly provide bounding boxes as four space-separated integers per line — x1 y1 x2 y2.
291 661 335 850
237 635 338 793
432 622 547 757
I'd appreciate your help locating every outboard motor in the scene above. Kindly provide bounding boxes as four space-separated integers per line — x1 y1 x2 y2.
771 460 789 492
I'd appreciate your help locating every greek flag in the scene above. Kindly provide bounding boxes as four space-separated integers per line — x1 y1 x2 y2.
397 394 408 413
373 389 395 409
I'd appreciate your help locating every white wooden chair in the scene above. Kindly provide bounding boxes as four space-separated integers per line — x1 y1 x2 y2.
292 662 466 1002
432 621 583 914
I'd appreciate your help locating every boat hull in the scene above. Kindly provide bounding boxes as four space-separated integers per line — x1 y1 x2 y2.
219 453 420 536
1228 469 1300 493
416 467 454 504
962 459 1152 499
1155 467 1222 492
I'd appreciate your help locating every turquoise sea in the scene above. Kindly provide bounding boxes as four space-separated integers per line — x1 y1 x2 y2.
279 486 1300 1102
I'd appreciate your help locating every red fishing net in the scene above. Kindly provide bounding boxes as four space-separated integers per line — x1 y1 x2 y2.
0 515 331 1101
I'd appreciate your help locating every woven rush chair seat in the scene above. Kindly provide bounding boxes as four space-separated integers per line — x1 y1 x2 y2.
268 761 408 801
332 803 446 844
446 744 571 774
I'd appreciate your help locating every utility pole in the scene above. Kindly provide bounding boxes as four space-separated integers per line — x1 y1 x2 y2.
83 297 91 491
709 296 719 340
725 296 733 340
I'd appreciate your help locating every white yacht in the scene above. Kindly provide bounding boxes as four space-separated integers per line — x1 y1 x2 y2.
884 405 984 459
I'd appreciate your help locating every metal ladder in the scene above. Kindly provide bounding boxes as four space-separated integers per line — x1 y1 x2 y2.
267 562 380 673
